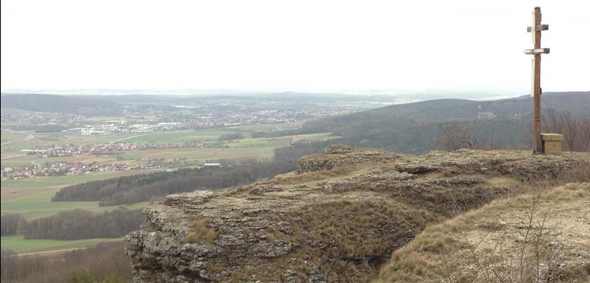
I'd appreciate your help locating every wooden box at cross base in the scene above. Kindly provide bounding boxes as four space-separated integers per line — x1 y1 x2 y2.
541 133 564 155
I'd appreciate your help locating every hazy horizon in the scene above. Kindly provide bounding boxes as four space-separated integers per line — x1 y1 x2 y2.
2 1 590 94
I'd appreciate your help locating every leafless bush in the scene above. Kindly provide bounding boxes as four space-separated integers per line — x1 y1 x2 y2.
557 162 590 183
450 193 563 283
542 109 590 152
1 242 131 283
438 124 480 151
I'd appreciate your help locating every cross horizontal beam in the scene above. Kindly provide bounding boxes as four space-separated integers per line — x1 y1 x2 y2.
524 48 550 55
527 24 549 32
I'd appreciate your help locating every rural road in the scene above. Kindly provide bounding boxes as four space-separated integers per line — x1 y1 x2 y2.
16 247 88 258
109 134 149 143
0 154 25 160
1 129 35 146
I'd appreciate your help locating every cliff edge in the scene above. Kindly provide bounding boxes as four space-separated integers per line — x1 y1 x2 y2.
125 145 590 282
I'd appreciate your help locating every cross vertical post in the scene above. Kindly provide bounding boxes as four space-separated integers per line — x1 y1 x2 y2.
525 7 549 154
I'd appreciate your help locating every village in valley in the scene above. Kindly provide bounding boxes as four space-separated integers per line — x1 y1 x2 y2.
1 94 399 182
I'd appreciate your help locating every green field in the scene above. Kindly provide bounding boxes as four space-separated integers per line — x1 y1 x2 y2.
1 131 22 143
226 132 336 149
224 122 304 132
1 171 138 189
0 122 306 158
0 122 333 253
1 170 153 220
1 186 150 220
110 129 241 144
0 236 122 253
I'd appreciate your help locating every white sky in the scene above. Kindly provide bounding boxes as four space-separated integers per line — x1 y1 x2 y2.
1 0 589 94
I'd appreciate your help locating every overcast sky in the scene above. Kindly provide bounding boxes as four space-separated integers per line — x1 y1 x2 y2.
1 0 589 95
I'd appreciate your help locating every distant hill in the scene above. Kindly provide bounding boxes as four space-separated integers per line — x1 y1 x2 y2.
307 91 589 124
301 91 590 153
0 94 123 115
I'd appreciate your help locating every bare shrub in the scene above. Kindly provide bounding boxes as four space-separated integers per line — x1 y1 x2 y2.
557 162 590 183
1 242 131 283
542 109 590 152
438 125 480 151
452 193 563 283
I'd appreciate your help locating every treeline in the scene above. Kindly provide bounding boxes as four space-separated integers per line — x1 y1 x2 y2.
543 109 590 151
302 93 590 154
54 160 293 205
21 208 144 240
53 142 330 206
1 242 131 283
1 208 143 240
1 214 25 236
218 132 245 141
306 115 531 154
435 109 590 152
251 129 307 138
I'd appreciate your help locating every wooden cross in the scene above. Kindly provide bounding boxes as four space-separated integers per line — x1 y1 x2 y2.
525 7 549 154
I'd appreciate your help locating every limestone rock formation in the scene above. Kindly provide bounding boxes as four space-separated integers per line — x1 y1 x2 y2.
125 146 589 282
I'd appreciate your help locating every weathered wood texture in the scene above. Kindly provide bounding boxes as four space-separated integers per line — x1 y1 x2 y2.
526 7 549 154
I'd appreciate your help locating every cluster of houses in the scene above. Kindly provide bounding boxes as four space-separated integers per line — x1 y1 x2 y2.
1 111 84 125
66 122 184 136
23 141 203 158
58 107 360 136
1 158 177 180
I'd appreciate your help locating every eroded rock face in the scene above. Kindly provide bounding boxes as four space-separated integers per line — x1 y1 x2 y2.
296 144 400 174
126 147 590 283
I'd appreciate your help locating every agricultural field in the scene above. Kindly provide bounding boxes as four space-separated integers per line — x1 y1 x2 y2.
1 131 22 143
224 122 304 132
0 236 121 253
1 122 334 168
226 132 335 149
1 170 152 220
1 122 338 253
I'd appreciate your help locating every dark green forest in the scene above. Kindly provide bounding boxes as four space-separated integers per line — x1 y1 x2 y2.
301 92 590 154
21 208 144 240
1 208 143 240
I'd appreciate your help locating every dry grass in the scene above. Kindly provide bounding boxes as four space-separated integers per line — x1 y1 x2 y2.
375 183 590 283
289 199 441 259
186 219 218 245
227 165 366 196
557 161 590 183
226 198 442 283
270 165 363 185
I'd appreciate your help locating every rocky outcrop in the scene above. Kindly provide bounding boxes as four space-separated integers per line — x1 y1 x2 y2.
126 146 590 282
296 144 401 174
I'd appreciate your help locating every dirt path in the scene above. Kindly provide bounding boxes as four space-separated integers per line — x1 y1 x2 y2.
109 134 149 143
17 247 88 258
